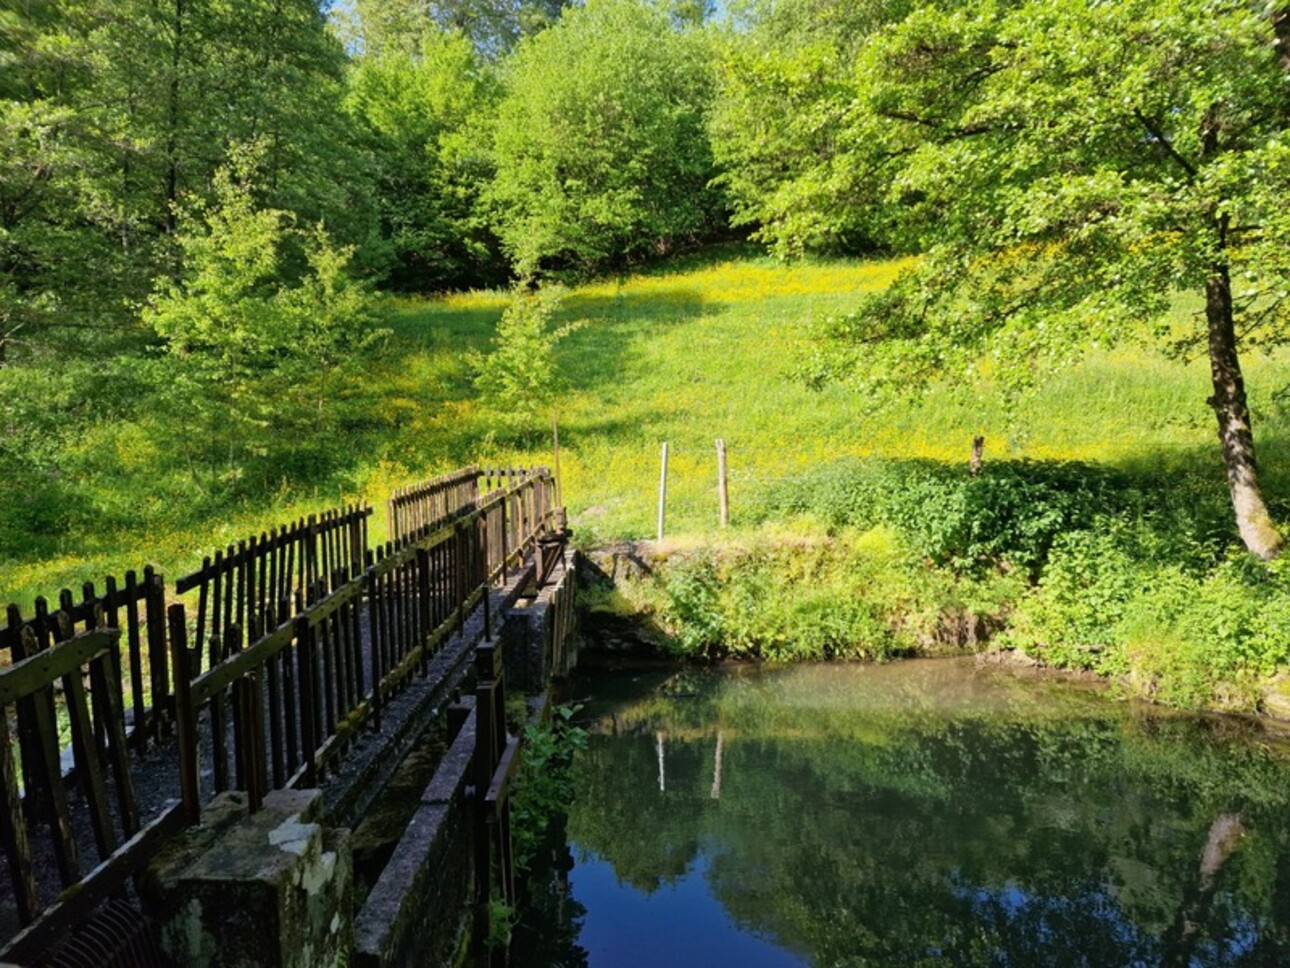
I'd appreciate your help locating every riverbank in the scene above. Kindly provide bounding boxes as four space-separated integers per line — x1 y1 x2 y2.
578 522 1290 721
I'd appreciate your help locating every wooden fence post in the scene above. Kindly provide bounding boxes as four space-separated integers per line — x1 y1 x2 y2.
552 412 563 509
657 442 669 542
144 568 169 739
167 604 201 825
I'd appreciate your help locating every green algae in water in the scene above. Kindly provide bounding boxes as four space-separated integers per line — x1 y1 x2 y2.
512 658 1290 967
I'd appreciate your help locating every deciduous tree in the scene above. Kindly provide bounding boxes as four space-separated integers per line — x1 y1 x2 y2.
345 28 502 289
805 0 1290 558
488 0 722 277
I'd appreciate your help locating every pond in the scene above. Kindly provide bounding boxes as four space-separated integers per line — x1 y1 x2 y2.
511 658 1290 967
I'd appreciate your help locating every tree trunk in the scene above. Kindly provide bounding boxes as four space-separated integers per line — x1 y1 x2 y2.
1162 812 1246 967
164 0 184 240
1206 263 1283 559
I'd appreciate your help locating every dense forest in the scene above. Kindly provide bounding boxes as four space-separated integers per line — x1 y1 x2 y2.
5 0 1290 704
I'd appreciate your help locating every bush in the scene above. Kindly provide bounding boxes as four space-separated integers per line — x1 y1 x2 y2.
758 457 1227 579
144 145 379 488
1117 558 1290 708
649 534 1012 662
510 705 588 874
468 285 578 437
1001 528 1147 674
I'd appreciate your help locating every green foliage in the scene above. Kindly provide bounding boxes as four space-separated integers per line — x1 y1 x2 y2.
656 554 725 654
790 0 1290 553
708 0 911 256
1117 560 1290 708
647 533 1009 661
344 30 503 289
468 285 577 435
485 897 515 948
760 458 1156 577
510 704 588 875
144 146 378 485
487 0 723 276
350 0 570 60
746 455 1290 707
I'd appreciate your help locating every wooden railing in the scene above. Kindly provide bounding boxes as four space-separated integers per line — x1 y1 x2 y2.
1 465 560 957
170 467 556 818
2 568 169 757
386 466 480 542
173 504 372 682
0 618 185 964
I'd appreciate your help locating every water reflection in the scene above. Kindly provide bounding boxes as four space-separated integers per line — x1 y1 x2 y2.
513 659 1290 967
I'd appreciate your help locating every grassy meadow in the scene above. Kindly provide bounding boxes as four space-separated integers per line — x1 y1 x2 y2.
9 245 1290 707
422 246 1290 544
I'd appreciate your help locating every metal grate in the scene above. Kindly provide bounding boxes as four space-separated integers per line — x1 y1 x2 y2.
43 899 166 968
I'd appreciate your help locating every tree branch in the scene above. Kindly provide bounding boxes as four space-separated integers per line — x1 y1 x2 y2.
1131 107 1198 179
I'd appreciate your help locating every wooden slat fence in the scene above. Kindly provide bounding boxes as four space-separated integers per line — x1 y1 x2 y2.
479 466 534 495
172 504 372 683
0 618 185 965
2 465 560 958
386 467 481 542
171 468 555 816
1 567 170 837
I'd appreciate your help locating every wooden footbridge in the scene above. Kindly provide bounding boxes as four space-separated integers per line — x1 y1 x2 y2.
0 466 575 966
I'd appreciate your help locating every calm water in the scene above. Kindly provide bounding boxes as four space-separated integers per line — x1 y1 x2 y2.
512 659 1290 967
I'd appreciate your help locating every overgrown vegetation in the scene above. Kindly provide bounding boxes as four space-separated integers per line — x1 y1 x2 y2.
509 704 588 875
606 456 1290 710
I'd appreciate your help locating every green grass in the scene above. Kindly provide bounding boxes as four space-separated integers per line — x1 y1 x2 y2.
7 244 1290 612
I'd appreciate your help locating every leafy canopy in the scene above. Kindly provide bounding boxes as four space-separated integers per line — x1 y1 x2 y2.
801 0 1290 402
488 0 722 276
345 29 502 289
708 0 916 257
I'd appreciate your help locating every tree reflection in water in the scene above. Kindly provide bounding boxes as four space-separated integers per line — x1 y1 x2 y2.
512 660 1290 967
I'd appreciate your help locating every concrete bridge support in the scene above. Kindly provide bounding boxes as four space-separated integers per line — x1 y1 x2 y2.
140 547 579 968
145 789 352 968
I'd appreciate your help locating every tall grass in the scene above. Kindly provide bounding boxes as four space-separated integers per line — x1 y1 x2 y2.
9 243 1290 627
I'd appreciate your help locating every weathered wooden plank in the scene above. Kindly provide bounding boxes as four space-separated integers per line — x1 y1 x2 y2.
0 708 39 925
19 621 81 888
166 605 197 824
210 627 229 793
484 734 522 813
6 604 47 823
318 602 336 740
62 663 117 860
366 566 383 733
265 604 285 790
189 577 364 707
90 648 139 838
297 616 319 788
144 567 168 736
0 628 116 707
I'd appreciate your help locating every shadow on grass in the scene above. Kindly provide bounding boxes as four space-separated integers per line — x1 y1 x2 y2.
558 288 717 395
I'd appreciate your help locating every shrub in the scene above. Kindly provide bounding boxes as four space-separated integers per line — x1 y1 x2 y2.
1001 528 1146 674
469 285 578 437
649 535 1009 662
758 457 1226 579
1117 558 1290 708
